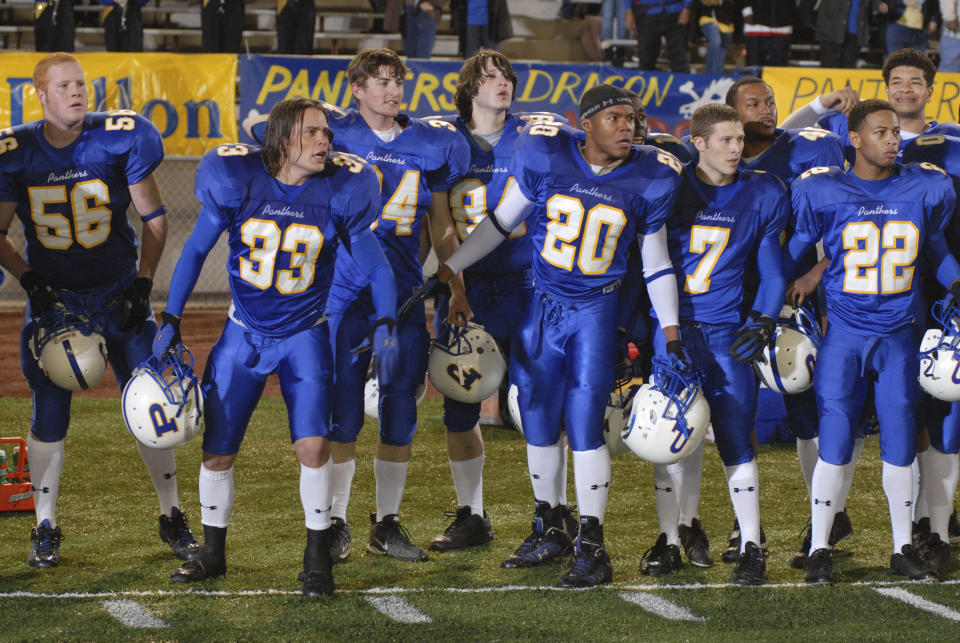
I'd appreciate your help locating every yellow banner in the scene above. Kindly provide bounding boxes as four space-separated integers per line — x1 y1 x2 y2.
0 52 237 157
764 66 960 126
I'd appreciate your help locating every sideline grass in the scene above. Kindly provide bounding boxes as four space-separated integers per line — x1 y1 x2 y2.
0 397 957 640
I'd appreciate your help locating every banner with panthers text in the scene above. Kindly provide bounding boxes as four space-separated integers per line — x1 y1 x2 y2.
0 52 237 157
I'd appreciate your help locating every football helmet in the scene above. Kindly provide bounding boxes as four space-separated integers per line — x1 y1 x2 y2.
28 304 107 391
428 321 506 404
122 348 204 449
753 304 822 395
363 371 428 419
603 362 644 457
506 383 523 434
623 356 710 464
919 298 960 401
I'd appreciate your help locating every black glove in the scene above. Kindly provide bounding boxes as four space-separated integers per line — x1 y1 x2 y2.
398 274 450 319
19 270 59 317
666 339 692 370
729 314 776 364
110 277 153 333
152 311 182 360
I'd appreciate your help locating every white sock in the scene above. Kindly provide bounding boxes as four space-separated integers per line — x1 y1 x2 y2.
27 435 64 527
837 437 864 510
136 441 179 516
374 458 408 521
199 464 234 528
797 437 819 496
527 441 564 507
450 454 484 515
912 456 923 520
677 442 703 525
810 458 843 551
331 459 356 521
572 446 610 525
922 448 959 540
654 463 680 545
558 439 569 506
725 460 760 552
883 461 914 553
301 461 333 531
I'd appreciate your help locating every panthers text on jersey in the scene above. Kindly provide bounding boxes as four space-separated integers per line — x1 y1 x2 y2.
791 162 956 335
0 111 163 290
322 106 470 307
668 165 789 324
512 122 683 301
193 143 381 337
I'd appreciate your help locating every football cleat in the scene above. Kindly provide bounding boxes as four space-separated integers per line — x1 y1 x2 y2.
28 519 63 569
920 533 952 573
158 506 201 561
950 509 960 544
890 544 937 581
912 517 931 547
790 522 813 570
560 504 579 543
731 541 766 586
429 506 494 552
722 519 768 563
829 509 854 545
170 547 227 583
640 532 683 576
501 501 572 568
678 518 713 568
329 517 351 564
557 518 612 588
302 527 335 597
804 548 833 585
367 514 429 562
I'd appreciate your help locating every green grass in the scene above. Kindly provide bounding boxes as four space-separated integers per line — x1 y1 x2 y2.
0 396 957 641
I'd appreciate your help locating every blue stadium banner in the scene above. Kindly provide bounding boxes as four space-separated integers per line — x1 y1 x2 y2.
238 55 738 142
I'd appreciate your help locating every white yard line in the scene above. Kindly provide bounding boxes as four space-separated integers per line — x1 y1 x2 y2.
875 587 960 621
619 592 706 622
102 599 168 628
364 595 432 623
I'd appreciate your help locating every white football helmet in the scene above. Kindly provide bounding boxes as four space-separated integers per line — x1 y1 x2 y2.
506 383 523 434
364 371 428 419
753 304 822 395
122 349 204 449
603 363 644 456
919 298 960 401
428 321 506 404
623 356 710 464
29 304 108 391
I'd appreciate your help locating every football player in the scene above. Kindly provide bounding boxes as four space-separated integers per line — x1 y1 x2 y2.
640 104 788 585
788 99 960 584
427 51 578 555
422 84 686 588
157 98 399 597
0 53 198 569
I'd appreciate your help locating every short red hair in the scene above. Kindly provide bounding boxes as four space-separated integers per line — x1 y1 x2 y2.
33 53 82 92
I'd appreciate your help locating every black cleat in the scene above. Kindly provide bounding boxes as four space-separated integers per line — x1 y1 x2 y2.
829 509 853 545
949 509 959 545
328 517 351 564
367 514 428 562
502 501 572 568
790 521 813 570
502 501 549 569
159 506 201 561
429 506 494 552
559 504 579 542
678 518 713 568
731 541 766 586
556 517 612 588
804 548 833 585
890 544 937 581
920 533 952 573
912 517 931 547
640 532 683 576
170 547 226 583
302 527 335 597
722 519 767 563
28 519 63 569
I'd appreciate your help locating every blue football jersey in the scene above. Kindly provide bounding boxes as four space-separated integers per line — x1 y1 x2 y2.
194 144 380 337
740 128 845 186
512 122 683 300
817 111 960 161
644 132 693 163
0 111 163 290
791 163 955 334
323 107 470 303
668 165 789 324
446 111 567 276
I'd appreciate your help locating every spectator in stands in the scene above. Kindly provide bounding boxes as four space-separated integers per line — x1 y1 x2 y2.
696 0 737 74
877 1 939 55
202 0 245 53
451 0 512 57
401 0 444 58
940 0 960 71
276 0 315 54
600 0 627 59
100 0 146 52
741 0 795 67
816 0 873 68
34 0 76 52
627 0 692 72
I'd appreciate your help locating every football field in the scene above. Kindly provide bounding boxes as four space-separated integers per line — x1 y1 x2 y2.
0 395 958 641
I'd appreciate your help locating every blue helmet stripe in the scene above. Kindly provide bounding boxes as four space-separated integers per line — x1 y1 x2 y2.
61 338 89 389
